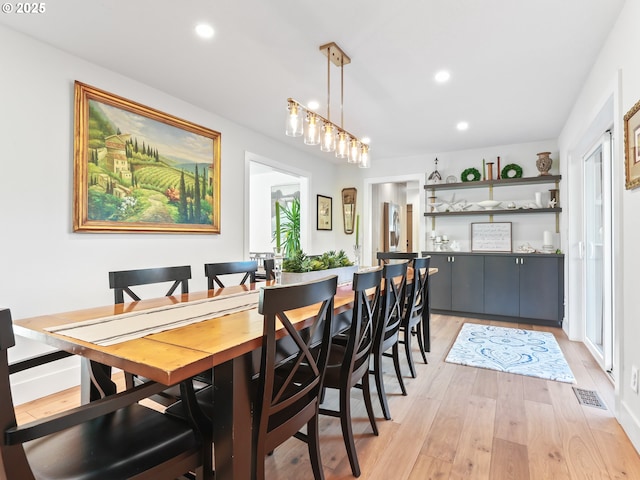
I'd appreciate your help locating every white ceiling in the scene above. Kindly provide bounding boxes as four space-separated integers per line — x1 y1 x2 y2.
0 0 625 162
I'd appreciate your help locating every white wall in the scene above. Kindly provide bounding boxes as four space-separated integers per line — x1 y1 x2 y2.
0 25 341 403
558 0 640 451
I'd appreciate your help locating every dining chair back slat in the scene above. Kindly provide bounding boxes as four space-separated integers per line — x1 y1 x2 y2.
204 261 258 290
109 265 192 304
253 275 338 480
376 251 418 266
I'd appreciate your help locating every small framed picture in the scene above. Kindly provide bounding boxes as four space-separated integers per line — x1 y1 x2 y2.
316 195 332 230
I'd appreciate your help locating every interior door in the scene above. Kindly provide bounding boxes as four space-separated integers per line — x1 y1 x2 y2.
583 133 613 371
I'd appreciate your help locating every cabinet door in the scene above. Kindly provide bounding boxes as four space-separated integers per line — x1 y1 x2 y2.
519 257 560 321
429 254 452 311
451 255 483 313
484 256 519 317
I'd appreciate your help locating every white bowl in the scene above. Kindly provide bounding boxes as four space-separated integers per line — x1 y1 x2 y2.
477 200 501 210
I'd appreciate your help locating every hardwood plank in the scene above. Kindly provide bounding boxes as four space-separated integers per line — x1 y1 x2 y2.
592 428 640 479
494 373 527 445
489 438 530 480
525 400 571 480
421 365 479 462
449 395 496 480
407 454 452 480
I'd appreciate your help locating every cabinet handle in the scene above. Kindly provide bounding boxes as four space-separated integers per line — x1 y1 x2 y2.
451 256 455 263
515 258 519 265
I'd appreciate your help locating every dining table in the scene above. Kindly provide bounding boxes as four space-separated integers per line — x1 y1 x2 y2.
12 267 436 480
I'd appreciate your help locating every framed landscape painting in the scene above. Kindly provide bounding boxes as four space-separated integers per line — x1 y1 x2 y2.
73 81 221 233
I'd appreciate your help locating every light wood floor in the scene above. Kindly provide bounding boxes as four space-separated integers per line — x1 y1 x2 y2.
16 315 640 479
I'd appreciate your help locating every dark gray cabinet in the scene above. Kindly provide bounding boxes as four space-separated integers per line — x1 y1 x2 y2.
429 253 484 313
484 254 563 323
427 252 564 326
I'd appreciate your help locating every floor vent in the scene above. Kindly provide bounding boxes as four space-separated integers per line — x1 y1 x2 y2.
572 387 606 409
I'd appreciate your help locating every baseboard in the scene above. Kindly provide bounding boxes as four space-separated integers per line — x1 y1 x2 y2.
12 364 81 406
619 399 640 454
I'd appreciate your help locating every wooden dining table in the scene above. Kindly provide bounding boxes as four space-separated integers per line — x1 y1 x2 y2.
12 267 436 480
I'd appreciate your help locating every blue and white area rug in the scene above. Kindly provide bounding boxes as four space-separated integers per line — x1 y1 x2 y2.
445 323 576 383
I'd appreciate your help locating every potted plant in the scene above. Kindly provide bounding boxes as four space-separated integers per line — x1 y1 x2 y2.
282 250 356 284
274 198 301 258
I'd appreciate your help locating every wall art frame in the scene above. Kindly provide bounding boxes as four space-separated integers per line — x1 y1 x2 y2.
624 97 640 190
73 81 221 233
316 194 332 230
471 222 512 252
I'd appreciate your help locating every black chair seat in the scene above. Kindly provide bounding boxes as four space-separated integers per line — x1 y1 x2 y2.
1 308 211 480
24 403 200 480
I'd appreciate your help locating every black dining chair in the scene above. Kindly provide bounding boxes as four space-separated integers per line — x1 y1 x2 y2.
0 308 213 480
109 265 192 304
262 258 275 281
106 266 194 402
371 260 409 421
253 275 337 480
204 261 258 290
400 256 431 378
376 251 418 266
318 267 382 477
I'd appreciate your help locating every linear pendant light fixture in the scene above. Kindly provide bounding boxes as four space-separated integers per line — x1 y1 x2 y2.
286 42 370 168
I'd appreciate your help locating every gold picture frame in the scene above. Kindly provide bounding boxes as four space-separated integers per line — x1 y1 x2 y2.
73 81 221 233
624 98 640 190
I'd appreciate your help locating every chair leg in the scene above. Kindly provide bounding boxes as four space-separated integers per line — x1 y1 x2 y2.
404 326 417 378
340 386 361 477
415 322 428 364
372 349 391 420
392 344 407 396
307 416 326 480
361 372 379 436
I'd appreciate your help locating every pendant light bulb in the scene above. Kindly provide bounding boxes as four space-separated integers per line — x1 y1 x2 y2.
358 143 370 168
348 138 360 164
285 100 303 137
336 131 349 159
304 112 321 145
320 122 336 152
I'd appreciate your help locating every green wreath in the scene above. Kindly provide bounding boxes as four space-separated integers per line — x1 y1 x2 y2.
461 167 481 182
501 163 523 179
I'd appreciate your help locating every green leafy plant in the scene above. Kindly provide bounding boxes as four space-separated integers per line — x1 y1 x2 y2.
276 198 301 258
283 249 353 273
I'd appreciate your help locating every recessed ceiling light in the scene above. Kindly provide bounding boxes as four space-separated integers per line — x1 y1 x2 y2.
307 100 320 111
456 121 469 131
435 70 451 83
195 23 214 39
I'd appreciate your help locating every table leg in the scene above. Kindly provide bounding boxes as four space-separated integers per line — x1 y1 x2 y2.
213 353 254 480
80 358 116 403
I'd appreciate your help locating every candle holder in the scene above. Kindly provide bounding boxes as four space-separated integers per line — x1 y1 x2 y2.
273 247 284 284
353 245 361 269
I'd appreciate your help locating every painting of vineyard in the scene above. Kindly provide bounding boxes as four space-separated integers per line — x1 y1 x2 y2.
73 82 221 233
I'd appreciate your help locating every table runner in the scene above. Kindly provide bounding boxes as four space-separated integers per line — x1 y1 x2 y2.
45 290 261 346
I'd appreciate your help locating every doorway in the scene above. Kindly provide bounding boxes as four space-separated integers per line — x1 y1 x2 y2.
245 152 310 257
